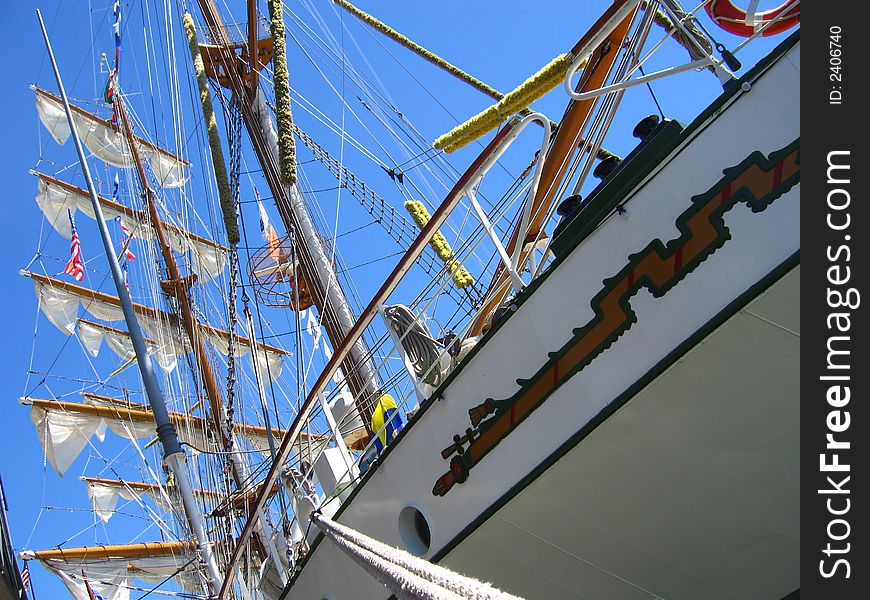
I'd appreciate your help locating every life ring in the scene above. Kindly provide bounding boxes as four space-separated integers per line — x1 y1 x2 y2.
705 0 800 37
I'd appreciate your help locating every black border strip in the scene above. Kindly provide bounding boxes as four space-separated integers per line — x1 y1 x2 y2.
431 251 800 563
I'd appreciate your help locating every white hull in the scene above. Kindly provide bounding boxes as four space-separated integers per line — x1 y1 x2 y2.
271 36 799 600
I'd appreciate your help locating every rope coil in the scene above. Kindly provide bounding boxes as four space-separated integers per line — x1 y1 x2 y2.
312 512 525 600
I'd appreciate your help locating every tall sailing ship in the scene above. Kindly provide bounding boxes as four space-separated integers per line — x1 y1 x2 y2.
12 1 799 599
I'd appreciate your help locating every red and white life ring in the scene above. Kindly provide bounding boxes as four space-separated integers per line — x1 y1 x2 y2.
705 0 800 37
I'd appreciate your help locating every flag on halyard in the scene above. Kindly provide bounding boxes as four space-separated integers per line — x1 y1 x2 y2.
122 261 130 294
112 0 122 69
115 216 136 261
63 209 85 282
20 562 30 589
256 188 282 262
104 0 122 122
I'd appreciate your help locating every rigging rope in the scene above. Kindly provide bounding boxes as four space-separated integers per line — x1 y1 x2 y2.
182 13 238 245
330 0 524 113
267 0 299 185
382 305 444 387
292 125 443 278
312 512 524 600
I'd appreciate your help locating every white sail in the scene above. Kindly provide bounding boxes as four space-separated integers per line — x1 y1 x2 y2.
22 547 201 600
34 173 227 282
34 88 190 188
84 479 173 523
28 272 286 378
78 318 184 374
23 397 325 476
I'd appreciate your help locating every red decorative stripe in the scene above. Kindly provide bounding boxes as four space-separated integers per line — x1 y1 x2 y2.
720 182 731 205
773 159 784 190
627 268 635 288
553 360 560 386
509 403 517 428
673 246 684 275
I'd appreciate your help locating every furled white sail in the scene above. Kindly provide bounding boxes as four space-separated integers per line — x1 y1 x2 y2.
30 553 200 600
34 88 190 188
28 273 286 378
78 319 184 374
34 173 227 282
84 479 173 523
27 401 164 476
24 397 322 476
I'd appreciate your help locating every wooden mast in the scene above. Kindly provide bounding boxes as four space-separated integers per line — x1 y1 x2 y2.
193 0 381 425
115 98 232 449
470 2 641 336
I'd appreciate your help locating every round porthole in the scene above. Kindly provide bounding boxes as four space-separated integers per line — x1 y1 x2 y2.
398 506 431 556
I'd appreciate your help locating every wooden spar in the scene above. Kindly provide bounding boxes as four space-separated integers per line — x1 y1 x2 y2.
247 0 259 82
26 270 165 320
78 476 277 510
80 476 221 498
25 271 290 357
34 172 229 252
81 391 146 409
469 1 641 336
33 87 190 166
216 119 521 599
195 0 382 426
23 397 325 444
115 96 232 450
24 541 194 561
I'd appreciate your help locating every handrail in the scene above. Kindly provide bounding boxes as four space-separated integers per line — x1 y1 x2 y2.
563 0 644 98
216 118 521 599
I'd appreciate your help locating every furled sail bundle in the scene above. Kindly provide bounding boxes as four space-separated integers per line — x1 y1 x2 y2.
25 272 286 378
34 173 227 282
19 543 200 600
81 476 218 523
34 87 190 188
23 396 326 476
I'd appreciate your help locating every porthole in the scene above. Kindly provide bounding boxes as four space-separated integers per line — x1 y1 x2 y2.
398 505 431 556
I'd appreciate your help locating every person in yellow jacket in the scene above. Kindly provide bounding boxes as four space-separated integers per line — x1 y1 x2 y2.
370 392 404 455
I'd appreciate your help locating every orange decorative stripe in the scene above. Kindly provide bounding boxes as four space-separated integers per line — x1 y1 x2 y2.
433 139 800 496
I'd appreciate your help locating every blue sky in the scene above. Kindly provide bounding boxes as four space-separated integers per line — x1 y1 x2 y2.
1 1 789 597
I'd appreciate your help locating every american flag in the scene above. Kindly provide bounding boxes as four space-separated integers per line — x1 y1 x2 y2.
20 562 30 589
115 216 136 261
63 209 85 282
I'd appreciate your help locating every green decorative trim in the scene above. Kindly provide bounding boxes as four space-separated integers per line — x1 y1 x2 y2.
433 138 800 496
267 0 297 186
183 14 238 245
431 251 799 562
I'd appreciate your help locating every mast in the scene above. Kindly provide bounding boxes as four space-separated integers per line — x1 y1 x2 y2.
34 9 223 593
115 97 232 450
470 0 642 335
194 0 381 424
